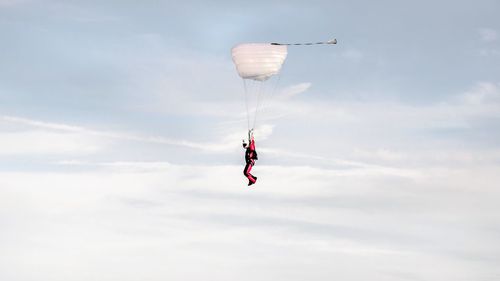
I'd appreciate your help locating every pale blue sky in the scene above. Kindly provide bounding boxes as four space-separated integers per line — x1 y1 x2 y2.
1 1 500 280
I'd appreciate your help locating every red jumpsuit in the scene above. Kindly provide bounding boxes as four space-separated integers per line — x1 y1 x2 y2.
243 138 258 185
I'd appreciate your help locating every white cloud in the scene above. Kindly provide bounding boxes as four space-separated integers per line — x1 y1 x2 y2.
0 115 233 154
479 28 498 42
460 81 500 105
0 131 103 155
273 81 500 127
0 116 108 155
3 79 500 169
477 29 499 57
1 116 87 132
276 82 312 99
0 114 285 159
1 160 499 281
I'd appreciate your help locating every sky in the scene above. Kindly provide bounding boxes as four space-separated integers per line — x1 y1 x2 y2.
1 0 500 280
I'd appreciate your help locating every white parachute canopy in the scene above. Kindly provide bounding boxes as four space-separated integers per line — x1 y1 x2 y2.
231 43 288 81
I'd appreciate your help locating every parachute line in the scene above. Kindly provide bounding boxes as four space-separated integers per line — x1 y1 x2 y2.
271 38 337 46
254 73 282 127
243 79 250 130
252 81 265 129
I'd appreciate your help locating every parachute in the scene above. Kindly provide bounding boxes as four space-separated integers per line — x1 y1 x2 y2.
231 38 337 131
231 43 288 81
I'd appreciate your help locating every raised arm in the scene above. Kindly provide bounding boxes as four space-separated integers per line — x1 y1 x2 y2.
248 129 255 150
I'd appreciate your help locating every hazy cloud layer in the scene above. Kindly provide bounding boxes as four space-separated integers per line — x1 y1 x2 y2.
1 161 499 281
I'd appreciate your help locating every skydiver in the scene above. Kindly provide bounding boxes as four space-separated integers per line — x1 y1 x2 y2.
243 129 258 186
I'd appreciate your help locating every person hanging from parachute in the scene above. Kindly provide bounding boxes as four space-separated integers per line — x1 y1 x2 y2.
232 38 337 186
242 129 258 186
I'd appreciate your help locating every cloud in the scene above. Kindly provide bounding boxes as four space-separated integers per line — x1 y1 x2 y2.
276 82 312 99
1 159 499 281
0 116 108 155
0 115 232 154
477 29 499 57
460 81 500 105
237 80 500 172
0 114 283 161
274 81 500 125
0 130 103 155
479 28 499 42
1 116 87 132
4 79 500 169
